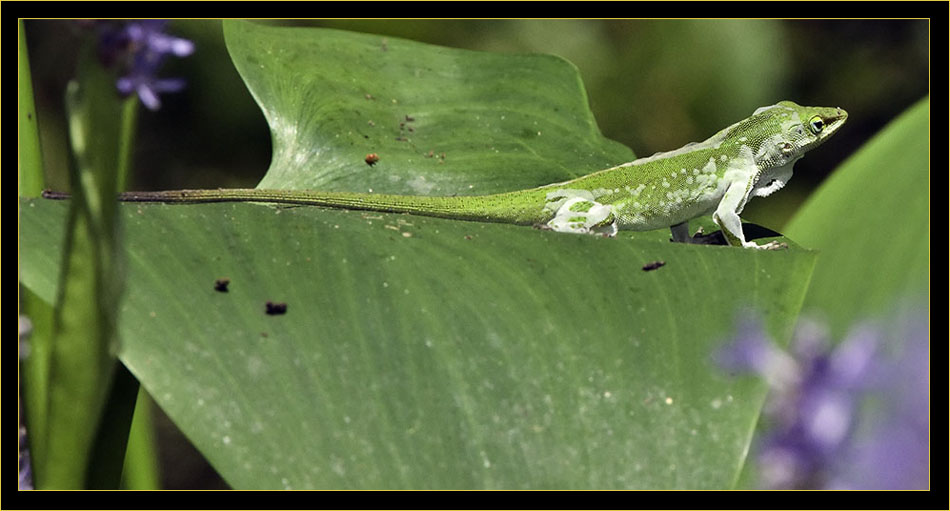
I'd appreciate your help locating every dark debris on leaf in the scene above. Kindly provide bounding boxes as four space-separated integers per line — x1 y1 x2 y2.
265 301 288 315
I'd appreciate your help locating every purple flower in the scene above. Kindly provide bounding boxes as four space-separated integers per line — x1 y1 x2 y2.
89 20 194 111
116 58 187 111
826 311 930 490
124 20 195 59
716 308 929 489
715 317 799 389
19 426 32 490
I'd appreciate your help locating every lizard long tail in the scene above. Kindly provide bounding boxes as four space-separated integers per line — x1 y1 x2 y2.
42 188 550 226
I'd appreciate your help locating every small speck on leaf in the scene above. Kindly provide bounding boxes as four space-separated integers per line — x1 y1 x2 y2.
266 301 288 315
642 261 666 272
214 278 230 292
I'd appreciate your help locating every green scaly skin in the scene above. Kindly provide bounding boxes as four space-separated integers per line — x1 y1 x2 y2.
43 101 847 249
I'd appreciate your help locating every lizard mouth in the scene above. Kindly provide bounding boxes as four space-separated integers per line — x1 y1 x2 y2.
822 107 849 135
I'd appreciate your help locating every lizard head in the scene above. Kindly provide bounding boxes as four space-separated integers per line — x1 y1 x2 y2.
736 101 847 198
747 101 848 168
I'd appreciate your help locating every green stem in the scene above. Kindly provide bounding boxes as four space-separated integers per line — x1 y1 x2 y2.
116 97 139 192
19 20 44 197
120 389 161 489
39 36 131 489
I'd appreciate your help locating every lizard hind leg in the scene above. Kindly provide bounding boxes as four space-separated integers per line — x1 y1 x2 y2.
670 221 691 243
546 197 618 236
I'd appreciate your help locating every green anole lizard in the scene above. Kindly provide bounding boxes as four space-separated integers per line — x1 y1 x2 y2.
43 101 846 249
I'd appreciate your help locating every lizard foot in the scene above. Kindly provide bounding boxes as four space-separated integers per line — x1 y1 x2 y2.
546 198 617 236
757 240 789 250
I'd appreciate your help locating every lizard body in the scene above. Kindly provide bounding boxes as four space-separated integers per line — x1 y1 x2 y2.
43 101 847 248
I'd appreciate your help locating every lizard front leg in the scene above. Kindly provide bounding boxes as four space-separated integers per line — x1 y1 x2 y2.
713 181 786 250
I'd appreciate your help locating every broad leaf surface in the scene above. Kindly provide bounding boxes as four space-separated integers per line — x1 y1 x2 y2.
19 22 820 489
21 200 815 489
224 20 634 194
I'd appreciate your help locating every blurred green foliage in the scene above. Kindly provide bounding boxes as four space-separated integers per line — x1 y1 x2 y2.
786 96 929 338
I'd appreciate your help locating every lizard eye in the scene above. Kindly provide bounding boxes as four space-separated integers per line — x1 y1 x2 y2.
808 115 825 134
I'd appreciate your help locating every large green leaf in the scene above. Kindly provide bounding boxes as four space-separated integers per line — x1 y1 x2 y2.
224 20 634 194
19 21 819 489
785 96 929 337
21 199 815 489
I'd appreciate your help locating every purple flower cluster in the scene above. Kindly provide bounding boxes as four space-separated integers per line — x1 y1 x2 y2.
19 426 32 490
826 313 930 490
93 20 195 111
19 318 33 490
717 310 929 489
